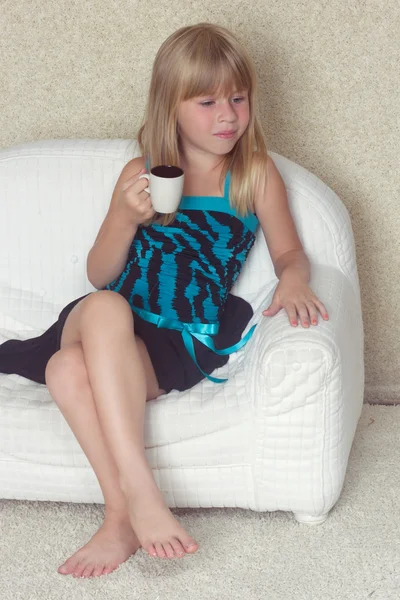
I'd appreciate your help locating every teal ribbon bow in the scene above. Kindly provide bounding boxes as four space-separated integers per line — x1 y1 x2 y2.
131 305 256 383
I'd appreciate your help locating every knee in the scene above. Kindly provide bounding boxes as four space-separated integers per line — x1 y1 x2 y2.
45 344 89 395
80 290 133 328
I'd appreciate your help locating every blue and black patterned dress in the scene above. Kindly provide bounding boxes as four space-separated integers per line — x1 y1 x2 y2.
0 170 259 393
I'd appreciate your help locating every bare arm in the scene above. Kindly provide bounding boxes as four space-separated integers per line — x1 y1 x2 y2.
87 156 154 289
254 155 307 280
255 156 328 324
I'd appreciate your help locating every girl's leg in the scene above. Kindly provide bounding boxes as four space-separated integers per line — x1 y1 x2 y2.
46 291 198 565
45 340 161 578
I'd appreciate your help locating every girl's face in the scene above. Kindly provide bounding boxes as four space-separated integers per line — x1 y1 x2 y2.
177 89 250 159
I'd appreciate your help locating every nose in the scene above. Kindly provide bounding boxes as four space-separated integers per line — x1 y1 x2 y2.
217 100 237 122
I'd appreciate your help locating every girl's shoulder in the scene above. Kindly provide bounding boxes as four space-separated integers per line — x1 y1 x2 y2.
252 150 270 170
250 151 273 193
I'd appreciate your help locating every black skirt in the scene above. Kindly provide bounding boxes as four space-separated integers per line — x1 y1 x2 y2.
0 291 253 394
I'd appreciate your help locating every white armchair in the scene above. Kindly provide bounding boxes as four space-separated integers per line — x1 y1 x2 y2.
0 139 364 524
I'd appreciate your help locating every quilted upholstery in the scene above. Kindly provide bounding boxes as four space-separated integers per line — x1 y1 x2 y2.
0 139 364 523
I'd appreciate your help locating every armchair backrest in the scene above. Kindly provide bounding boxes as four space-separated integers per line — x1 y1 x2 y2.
0 139 360 330
233 151 360 305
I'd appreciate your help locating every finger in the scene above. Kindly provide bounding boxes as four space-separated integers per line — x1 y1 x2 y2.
306 302 319 326
263 297 281 316
313 299 329 320
285 303 298 327
120 168 147 192
135 195 153 215
134 176 151 196
140 197 156 218
145 200 156 217
304 289 329 321
297 303 310 328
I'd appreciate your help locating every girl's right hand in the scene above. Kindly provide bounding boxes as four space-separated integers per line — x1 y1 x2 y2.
117 168 155 226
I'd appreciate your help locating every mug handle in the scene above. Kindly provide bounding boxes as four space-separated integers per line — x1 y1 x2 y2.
138 173 150 194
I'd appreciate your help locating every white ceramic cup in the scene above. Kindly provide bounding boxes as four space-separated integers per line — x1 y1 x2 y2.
139 165 184 214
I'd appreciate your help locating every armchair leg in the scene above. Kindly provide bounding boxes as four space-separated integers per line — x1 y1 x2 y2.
294 512 329 525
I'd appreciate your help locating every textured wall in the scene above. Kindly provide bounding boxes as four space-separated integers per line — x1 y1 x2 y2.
2 1 399 403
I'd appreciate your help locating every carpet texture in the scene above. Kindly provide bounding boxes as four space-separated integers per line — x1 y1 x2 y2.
1 403 399 600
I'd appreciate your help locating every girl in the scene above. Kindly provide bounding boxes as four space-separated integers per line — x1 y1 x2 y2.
0 22 329 577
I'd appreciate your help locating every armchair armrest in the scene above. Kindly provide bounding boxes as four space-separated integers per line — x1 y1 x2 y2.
245 264 363 408
243 264 364 513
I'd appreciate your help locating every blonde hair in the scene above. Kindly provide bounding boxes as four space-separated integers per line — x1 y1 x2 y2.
137 22 269 226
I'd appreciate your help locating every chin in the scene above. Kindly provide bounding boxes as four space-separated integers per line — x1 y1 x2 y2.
213 138 239 151
218 142 240 155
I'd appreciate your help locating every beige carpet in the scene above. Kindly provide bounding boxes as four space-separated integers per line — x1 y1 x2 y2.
1 404 399 600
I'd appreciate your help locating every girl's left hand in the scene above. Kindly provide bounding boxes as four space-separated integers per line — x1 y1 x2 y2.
262 279 329 327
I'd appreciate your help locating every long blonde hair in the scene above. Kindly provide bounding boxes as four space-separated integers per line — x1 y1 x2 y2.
137 22 269 226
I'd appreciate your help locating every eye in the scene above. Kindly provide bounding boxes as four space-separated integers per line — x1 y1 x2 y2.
200 100 215 107
231 96 245 104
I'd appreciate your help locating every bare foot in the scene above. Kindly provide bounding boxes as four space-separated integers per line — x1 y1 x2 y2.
125 486 199 559
57 514 141 578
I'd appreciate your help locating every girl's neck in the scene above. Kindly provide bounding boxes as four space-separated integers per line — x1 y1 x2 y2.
179 149 229 197
179 148 227 175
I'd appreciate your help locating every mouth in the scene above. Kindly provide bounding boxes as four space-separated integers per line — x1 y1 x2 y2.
214 131 237 139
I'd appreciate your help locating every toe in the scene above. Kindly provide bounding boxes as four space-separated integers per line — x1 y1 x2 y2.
81 563 96 578
58 558 77 575
170 538 186 558
162 542 176 559
72 561 86 578
147 544 158 558
102 563 117 576
92 564 105 577
183 538 199 553
154 542 167 558
58 564 69 575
